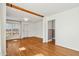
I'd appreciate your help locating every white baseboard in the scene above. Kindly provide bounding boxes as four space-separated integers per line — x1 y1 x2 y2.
43 40 48 43
48 39 52 42
56 43 79 52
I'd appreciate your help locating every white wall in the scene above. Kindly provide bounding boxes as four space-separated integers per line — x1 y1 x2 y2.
43 6 79 51
0 3 2 55
21 22 28 38
20 20 43 38
43 17 48 42
28 21 43 38
0 3 6 56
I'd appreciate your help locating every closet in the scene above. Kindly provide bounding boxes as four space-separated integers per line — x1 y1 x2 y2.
48 20 55 41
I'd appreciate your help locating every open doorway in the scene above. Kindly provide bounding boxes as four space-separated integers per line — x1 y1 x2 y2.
48 20 55 43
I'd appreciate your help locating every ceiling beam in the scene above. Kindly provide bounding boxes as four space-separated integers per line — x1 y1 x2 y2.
6 3 44 17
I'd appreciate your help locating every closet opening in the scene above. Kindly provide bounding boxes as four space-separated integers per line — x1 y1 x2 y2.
48 20 55 44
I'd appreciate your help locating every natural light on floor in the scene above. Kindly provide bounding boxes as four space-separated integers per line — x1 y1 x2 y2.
19 47 26 51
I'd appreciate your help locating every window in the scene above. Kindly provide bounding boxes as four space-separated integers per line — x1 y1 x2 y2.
6 20 21 40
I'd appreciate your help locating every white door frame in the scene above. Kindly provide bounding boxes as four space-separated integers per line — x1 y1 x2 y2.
43 17 55 43
0 3 6 56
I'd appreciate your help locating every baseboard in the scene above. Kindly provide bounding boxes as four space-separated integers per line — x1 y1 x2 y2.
6 38 22 40
48 39 52 42
56 43 79 52
23 36 43 39
43 39 48 43
7 36 43 41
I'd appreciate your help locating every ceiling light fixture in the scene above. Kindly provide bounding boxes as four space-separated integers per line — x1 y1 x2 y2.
24 18 29 21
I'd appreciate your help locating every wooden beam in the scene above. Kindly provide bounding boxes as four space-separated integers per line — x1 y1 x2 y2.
6 3 44 17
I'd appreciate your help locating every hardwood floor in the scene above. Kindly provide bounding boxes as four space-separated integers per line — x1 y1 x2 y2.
6 37 79 56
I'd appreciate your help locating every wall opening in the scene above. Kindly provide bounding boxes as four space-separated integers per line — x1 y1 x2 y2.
48 20 55 43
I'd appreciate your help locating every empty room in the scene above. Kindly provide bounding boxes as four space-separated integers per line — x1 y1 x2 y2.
0 3 79 56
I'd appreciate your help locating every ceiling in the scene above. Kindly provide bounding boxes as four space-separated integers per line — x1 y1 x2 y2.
6 3 79 22
6 6 43 22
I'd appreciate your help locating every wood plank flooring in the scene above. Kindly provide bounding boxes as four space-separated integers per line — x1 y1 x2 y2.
6 37 79 56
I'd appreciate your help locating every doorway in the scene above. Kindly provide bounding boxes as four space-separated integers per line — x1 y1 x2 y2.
48 20 55 43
